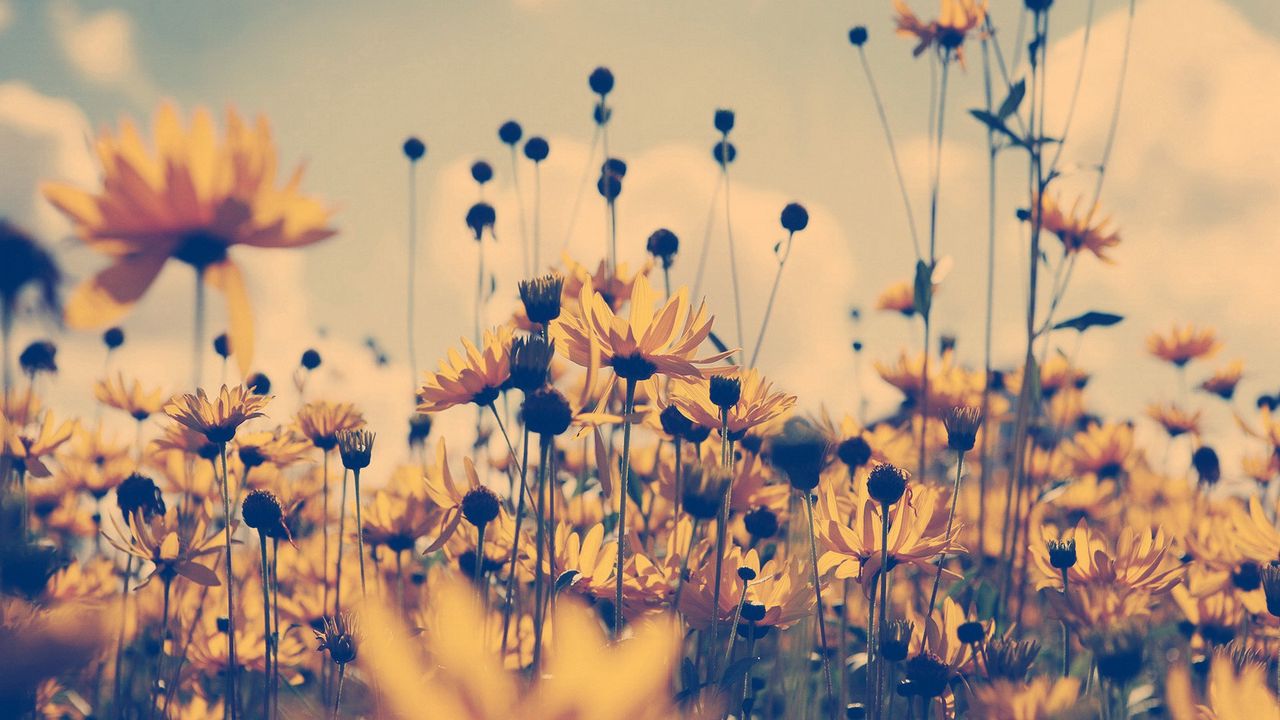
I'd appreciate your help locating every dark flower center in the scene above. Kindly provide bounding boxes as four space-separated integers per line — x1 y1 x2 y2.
174 230 229 270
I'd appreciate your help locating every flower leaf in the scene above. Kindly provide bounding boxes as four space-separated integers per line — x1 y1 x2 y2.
1053 311 1124 333
997 79 1026 120
912 259 933 317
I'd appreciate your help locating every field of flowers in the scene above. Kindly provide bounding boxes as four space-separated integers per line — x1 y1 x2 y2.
2 1 1278 718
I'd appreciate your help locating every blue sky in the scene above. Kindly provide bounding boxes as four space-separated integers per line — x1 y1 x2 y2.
3 0 1278 479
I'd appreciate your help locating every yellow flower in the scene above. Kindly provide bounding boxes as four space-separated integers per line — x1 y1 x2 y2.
416 326 514 412
679 544 813 630
41 103 336 376
1147 324 1221 367
421 440 492 553
362 578 680 719
103 509 224 588
362 485 439 555
817 483 963 585
1030 521 1184 594
561 253 651 312
1198 360 1243 401
670 368 796 439
233 428 312 472
969 676 1082 720
1167 655 1279 720
293 400 365 450
1032 195 1121 262
554 273 733 394
1146 401 1202 439
94 373 167 421
164 385 269 444
874 279 926 316
893 0 986 61
1062 421 1134 478
1 411 75 477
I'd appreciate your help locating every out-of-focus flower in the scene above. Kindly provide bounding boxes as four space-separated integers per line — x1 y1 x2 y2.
1030 195 1121 263
1166 655 1278 720
1146 402 1202 439
970 676 1081 719
1198 360 1243 400
1147 324 1220 367
103 509 223 588
94 373 166 421
893 0 986 60
1030 521 1184 595
818 484 962 585
294 400 365 451
42 103 336 375
670 368 795 439
1 412 75 477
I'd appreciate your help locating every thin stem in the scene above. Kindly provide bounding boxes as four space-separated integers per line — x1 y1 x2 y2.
407 159 419 391
113 556 132 713
977 34 998 563
354 469 367 598
271 537 280 720
259 534 272 720
475 520 488 613
614 379 637 638
532 434 551 673
509 146 530 279
219 443 238 720
722 581 750 673
150 576 172 720
722 161 746 364
691 173 724 301
533 163 543 273
336 469 348 614
322 450 331 619
926 453 965 621
854 47 921 259
748 233 794 368
500 423 532 658
331 664 346 720
561 124 601 251
671 519 699 614
193 270 205 389
805 492 835 712
1061 571 1071 678
876 502 892 719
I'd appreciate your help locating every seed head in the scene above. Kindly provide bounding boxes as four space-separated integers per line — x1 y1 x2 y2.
682 465 731 521
470 160 493 184
714 108 735 134
460 486 501 527
498 120 522 146
1260 564 1280 617
588 66 614 96
300 349 322 370
903 652 949 698
241 489 284 532
1047 539 1077 570
880 620 914 662
315 613 358 665
780 203 809 233
519 274 564 325
524 136 549 162
402 136 426 161
522 386 573 437
19 340 56 376
509 335 555 393
985 637 1040 681
836 435 872 470
466 202 496 240
848 26 869 46
247 372 271 395
659 404 694 439
866 463 908 506
103 327 125 350
767 418 831 492
646 228 679 269
709 374 742 411
943 406 982 453
1192 445 1221 485
743 506 779 540
956 621 985 645
336 429 375 470
117 473 166 524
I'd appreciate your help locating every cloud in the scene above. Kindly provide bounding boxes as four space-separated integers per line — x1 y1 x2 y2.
0 82 94 238
49 0 152 100
0 2 13 35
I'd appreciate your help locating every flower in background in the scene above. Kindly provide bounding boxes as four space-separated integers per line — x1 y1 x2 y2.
1146 324 1220 367
670 368 796 440
41 103 336 376
94 374 167 422
294 401 366 451
1146 402 1202 439
1031 195 1122 263
893 0 987 60
1198 360 1243 400
164 385 269 444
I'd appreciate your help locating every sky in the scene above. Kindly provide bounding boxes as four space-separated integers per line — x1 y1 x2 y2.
2 0 1278 481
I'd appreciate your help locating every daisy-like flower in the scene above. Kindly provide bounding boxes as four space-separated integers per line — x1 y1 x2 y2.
1146 402 1202 438
893 0 987 61
1 411 75 477
1147 324 1221 367
416 326 514 413
103 509 224 588
1198 360 1243 400
234 428 312 473
1166 655 1279 719
874 279 925 317
294 400 365 451
556 273 734 396
1062 421 1135 478
94 373 166 421
164 385 269 444
421 440 492 553
562 253 651 312
1030 521 1184 595
817 483 963 585
1030 195 1122 263
679 544 813 630
670 368 796 440
41 103 336 376
362 486 439 555
969 676 1081 719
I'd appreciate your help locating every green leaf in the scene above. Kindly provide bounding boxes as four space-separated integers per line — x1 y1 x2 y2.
554 570 580 594
1026 355 1042 409
680 658 699 694
718 656 762 690
997 79 1026 119
912 259 933 317
1053 311 1124 333
969 109 1031 150
973 581 998 621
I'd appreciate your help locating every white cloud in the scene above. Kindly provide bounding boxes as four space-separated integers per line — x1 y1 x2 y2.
49 0 152 100
0 1 13 34
0 82 95 238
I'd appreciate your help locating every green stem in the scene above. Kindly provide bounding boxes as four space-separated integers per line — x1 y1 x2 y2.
219 443 238 720
805 492 835 713
259 534 271 720
926 453 964 620
336 469 348 614
354 469 367 598
532 434 551 672
614 379 637 638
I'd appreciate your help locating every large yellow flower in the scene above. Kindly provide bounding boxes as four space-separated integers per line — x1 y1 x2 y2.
417 326 514 413
669 368 796 439
1167 655 1279 720
1030 521 1184 594
1032 195 1121 262
817 483 962 585
1146 323 1220 367
554 274 733 394
41 103 336 375
164 384 269 444
969 677 1082 720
